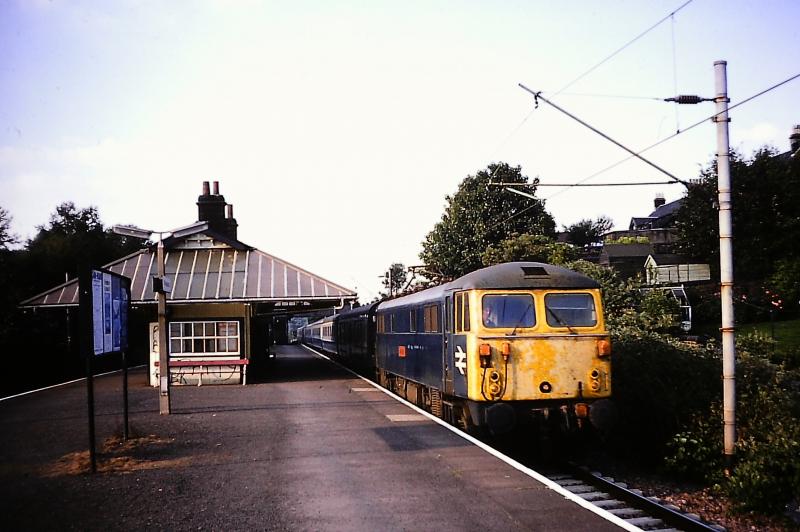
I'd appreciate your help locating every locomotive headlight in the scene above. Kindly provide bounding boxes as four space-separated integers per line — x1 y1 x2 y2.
479 343 492 368
501 342 511 361
597 339 612 357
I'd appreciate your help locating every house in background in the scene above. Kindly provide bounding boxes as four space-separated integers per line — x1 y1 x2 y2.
22 181 357 386
599 194 712 332
599 193 705 281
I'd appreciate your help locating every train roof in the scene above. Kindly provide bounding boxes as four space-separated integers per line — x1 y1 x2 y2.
378 262 599 310
337 301 381 319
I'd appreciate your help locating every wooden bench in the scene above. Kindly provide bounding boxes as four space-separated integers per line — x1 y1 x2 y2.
155 358 250 385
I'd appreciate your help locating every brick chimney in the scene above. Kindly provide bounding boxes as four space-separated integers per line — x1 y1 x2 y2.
654 193 666 209
197 181 238 240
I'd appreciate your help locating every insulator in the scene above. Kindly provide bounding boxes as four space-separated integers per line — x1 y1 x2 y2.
672 95 706 104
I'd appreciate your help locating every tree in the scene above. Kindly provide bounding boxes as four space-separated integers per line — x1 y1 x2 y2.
380 263 408 297
23 202 141 294
675 148 800 283
481 233 578 266
563 216 613 249
420 162 556 280
0 206 18 250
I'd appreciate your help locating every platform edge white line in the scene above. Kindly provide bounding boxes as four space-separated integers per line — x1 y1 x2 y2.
0 364 148 403
301 344 640 532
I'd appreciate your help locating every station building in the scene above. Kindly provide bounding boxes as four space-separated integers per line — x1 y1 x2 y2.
22 181 357 385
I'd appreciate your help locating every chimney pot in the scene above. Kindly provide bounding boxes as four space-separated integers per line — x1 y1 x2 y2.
202 181 210 195
226 204 233 219
213 181 220 195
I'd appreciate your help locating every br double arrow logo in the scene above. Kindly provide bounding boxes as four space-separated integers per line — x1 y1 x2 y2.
454 346 467 376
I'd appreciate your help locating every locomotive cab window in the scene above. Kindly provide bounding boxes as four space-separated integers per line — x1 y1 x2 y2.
455 292 471 333
482 294 535 329
544 293 597 327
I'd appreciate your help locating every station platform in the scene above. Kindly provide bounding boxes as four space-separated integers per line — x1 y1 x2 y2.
0 345 626 531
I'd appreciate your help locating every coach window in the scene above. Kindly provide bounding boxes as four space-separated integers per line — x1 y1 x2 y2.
423 304 440 333
410 309 417 333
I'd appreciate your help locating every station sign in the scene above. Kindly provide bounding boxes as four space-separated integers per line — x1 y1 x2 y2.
91 269 130 355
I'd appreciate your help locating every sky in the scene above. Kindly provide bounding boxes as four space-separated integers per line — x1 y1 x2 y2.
2 0 799 301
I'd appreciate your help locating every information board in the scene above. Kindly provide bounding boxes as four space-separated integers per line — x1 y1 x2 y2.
91 270 129 355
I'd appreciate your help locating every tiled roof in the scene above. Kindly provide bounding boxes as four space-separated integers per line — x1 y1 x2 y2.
21 233 356 307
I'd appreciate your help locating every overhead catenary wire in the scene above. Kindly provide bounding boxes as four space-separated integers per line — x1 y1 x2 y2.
519 84 690 186
540 70 800 199
492 71 800 231
541 92 663 101
553 0 695 96
491 0 696 157
491 180 680 187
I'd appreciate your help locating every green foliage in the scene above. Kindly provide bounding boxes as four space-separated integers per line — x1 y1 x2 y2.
676 148 800 283
420 162 555 280
0 206 19 250
566 260 679 334
662 335 800 514
726 388 800 513
481 233 578 267
766 258 800 313
563 216 613 249
604 235 650 245
664 414 723 483
0 202 143 396
606 329 720 460
23 202 141 293
380 262 408 297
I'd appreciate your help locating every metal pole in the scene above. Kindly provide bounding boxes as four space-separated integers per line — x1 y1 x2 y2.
714 60 736 468
122 349 129 440
157 238 171 415
79 270 97 473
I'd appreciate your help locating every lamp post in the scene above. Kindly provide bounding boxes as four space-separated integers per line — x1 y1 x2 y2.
113 221 208 415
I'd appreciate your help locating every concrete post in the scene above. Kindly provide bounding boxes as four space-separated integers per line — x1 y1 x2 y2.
714 60 736 465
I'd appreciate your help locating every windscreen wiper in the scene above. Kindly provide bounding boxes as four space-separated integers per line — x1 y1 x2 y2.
546 306 577 334
509 304 533 336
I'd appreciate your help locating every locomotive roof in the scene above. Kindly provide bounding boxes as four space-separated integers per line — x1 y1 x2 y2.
379 262 599 310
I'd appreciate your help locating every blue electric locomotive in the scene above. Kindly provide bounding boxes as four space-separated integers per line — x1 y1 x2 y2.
301 262 612 435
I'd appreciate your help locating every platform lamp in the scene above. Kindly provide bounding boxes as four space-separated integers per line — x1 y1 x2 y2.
113 221 208 415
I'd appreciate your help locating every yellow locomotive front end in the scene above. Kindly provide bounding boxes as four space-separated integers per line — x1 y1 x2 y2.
453 287 611 432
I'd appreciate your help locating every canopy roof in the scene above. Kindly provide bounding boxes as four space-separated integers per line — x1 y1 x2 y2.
21 231 356 308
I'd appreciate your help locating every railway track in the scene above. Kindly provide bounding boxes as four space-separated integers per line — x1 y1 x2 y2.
546 463 725 531
316 351 727 531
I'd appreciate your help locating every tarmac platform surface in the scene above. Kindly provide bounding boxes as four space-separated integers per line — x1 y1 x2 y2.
0 344 624 531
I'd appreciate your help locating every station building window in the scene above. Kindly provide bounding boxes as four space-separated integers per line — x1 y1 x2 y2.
169 321 240 356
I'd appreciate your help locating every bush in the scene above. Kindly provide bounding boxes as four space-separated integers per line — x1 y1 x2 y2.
605 328 719 462
663 335 800 514
664 406 724 484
